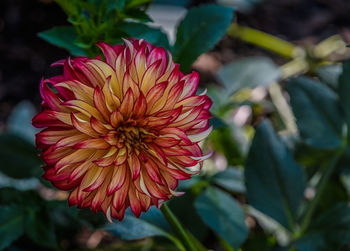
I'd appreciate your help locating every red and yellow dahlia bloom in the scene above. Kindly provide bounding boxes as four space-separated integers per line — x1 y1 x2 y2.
32 39 212 221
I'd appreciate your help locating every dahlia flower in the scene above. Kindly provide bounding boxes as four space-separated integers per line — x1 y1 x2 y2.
32 39 212 221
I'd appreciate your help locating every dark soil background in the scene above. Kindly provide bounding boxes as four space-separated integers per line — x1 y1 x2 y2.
1 0 350 128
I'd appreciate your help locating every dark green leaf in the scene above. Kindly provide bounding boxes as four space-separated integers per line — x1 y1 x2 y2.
194 187 248 249
123 8 152 23
24 208 57 248
245 120 305 231
173 4 233 71
38 26 87 56
317 176 348 215
112 0 126 11
242 230 274 251
0 188 58 248
0 133 42 179
212 167 246 193
338 59 350 128
0 188 42 207
294 142 334 172
209 116 228 130
217 57 281 96
0 206 24 249
177 175 203 190
286 77 344 149
118 22 170 50
105 207 171 240
294 203 350 251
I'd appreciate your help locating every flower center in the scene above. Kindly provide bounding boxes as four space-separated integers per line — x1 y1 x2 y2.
105 124 155 151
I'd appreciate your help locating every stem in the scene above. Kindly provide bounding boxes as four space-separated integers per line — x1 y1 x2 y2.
160 203 197 251
299 141 347 234
166 235 187 251
227 24 305 59
269 58 310 134
280 58 309 79
268 82 298 134
313 35 346 59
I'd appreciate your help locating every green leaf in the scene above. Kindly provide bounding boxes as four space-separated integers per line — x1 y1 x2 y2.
210 125 247 166
194 187 248 249
54 0 79 16
8 101 37 144
286 77 344 149
245 120 305 231
105 207 171 240
294 143 334 171
38 26 87 56
0 133 42 179
0 188 57 248
246 206 289 248
241 230 273 251
211 167 246 193
317 176 348 215
0 187 42 206
118 22 170 50
294 203 350 251
111 0 126 11
206 86 228 113
126 0 152 9
338 59 350 129
24 208 57 248
173 4 234 71
6 194 57 248
210 116 228 130
0 206 24 249
316 64 342 89
169 192 209 241
122 8 152 23
217 57 281 96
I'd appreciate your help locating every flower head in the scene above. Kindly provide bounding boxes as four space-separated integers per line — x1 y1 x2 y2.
32 39 212 221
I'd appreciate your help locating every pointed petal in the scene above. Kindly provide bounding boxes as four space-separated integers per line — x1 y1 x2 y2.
96 42 118 66
112 171 130 210
128 184 142 217
140 60 161 95
64 100 105 122
119 88 134 119
107 164 127 195
93 86 110 121
127 152 141 180
179 72 199 99
146 81 168 114
74 138 110 150
133 93 147 119
110 110 123 128
71 113 99 137
188 125 213 142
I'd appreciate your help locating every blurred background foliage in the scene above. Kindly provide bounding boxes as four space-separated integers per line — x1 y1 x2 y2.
1 0 350 250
